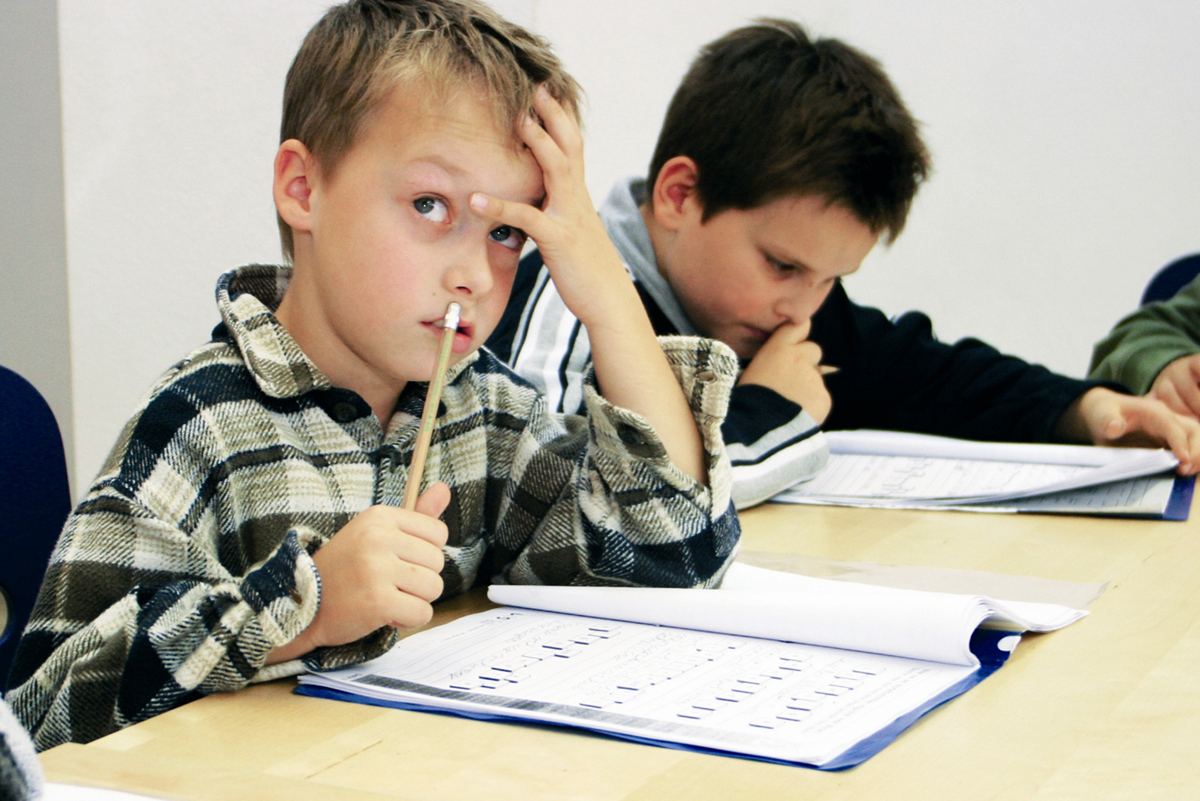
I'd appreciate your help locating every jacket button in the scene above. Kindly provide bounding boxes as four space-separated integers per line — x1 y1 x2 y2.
332 402 357 423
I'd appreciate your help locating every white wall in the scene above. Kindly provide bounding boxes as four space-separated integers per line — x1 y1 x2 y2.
33 0 1200 494
1 0 72 475
56 0 334 498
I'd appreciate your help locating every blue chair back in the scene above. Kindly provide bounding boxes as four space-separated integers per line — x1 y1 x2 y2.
1141 253 1200 306
0 366 71 687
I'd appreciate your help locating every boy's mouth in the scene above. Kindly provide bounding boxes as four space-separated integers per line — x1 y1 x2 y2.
424 318 475 354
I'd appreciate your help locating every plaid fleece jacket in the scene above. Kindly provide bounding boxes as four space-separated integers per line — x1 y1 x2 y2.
8 265 740 749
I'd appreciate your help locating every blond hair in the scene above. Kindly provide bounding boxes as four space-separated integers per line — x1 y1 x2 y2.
278 0 581 260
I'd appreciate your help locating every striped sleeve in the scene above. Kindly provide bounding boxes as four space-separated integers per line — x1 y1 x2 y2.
504 264 594 415
496 336 742 590
722 384 828 510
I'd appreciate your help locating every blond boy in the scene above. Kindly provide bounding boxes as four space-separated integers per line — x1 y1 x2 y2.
8 0 737 749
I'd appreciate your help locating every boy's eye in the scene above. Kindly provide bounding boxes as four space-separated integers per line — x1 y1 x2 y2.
766 256 798 275
414 196 449 223
489 225 526 251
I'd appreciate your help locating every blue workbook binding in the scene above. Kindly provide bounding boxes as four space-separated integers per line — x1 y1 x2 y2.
297 626 1013 771
296 569 1087 771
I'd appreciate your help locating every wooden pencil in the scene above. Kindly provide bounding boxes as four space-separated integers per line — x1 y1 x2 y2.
402 302 461 510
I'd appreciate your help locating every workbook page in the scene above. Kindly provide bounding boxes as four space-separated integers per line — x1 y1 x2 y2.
489 574 1085 665
825 430 1153 466
302 607 985 769
976 473 1177 514
792 430 1180 505
800 452 1089 500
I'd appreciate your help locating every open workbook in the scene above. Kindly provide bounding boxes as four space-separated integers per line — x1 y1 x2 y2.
771 430 1193 518
296 564 1087 770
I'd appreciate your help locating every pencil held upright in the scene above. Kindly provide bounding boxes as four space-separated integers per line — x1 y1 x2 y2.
402 302 461 510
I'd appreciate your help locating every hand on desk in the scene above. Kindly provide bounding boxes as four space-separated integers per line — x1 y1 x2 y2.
266 483 450 665
1149 353 1200 421
1054 387 1200 474
738 320 832 424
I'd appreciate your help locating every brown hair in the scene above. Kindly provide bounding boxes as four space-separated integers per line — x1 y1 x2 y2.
648 19 929 242
278 0 580 259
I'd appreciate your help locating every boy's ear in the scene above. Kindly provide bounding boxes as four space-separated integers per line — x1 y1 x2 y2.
274 139 317 233
650 156 702 232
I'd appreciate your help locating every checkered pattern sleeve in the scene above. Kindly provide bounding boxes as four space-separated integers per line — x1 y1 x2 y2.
6 492 325 751
4 348 387 750
460 336 742 593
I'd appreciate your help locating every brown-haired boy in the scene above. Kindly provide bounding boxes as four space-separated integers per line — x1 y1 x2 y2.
491 19 1200 509
7 0 738 749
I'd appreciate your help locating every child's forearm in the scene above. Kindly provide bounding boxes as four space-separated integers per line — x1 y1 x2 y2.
463 88 704 484
584 280 708 484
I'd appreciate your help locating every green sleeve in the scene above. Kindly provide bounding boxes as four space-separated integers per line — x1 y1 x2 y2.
1089 275 1200 394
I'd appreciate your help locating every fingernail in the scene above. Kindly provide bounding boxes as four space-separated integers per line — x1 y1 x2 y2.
537 85 550 100
469 193 488 211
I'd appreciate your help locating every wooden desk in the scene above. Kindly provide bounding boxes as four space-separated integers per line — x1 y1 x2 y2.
41 503 1200 799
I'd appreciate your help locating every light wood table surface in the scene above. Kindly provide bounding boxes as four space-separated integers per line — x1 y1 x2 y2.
40 500 1200 800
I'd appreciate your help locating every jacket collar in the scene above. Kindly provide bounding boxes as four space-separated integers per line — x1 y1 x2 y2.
599 177 700 337
214 265 331 399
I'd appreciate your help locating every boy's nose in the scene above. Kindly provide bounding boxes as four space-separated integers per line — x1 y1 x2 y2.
775 283 831 325
445 242 495 297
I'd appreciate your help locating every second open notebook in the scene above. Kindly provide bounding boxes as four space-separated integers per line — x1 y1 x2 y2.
770 429 1193 518
296 564 1087 769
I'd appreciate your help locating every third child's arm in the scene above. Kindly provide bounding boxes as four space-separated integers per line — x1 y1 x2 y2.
1148 353 1200 420
1053 387 1200 474
469 89 707 483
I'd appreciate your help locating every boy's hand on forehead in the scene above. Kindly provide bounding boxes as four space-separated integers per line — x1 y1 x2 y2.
468 87 629 330
471 86 708 484
738 320 832 424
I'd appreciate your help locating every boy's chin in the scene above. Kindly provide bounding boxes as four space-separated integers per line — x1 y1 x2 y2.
449 346 481 366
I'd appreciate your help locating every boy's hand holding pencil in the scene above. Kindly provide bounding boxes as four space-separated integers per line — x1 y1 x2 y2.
265 485 450 665
269 301 462 667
